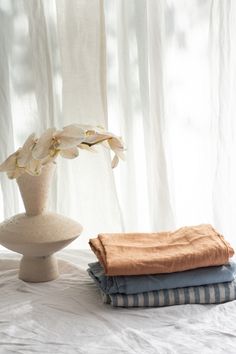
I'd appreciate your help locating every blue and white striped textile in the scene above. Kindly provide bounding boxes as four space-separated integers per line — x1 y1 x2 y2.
101 280 236 307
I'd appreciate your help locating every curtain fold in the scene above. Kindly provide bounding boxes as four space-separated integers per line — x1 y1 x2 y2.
105 0 175 231
0 3 19 218
145 0 175 229
210 0 236 243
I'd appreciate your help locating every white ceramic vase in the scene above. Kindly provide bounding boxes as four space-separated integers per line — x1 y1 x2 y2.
0 163 83 282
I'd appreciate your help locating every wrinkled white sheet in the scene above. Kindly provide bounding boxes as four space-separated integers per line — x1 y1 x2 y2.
0 249 236 354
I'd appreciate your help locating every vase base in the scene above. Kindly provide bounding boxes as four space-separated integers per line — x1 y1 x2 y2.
19 254 59 282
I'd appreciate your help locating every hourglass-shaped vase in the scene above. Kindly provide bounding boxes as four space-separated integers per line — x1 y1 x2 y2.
0 163 82 282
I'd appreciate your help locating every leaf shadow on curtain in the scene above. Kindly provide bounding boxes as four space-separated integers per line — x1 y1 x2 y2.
0 0 123 249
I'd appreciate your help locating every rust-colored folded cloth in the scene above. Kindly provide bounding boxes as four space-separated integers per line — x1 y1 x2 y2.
89 224 234 276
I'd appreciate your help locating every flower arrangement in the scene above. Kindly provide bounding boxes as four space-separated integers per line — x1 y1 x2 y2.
0 124 125 179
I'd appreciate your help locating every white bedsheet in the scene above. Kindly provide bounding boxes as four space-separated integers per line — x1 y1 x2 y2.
0 249 236 354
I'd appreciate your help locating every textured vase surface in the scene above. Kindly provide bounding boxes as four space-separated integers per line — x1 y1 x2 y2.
17 163 56 216
0 163 83 282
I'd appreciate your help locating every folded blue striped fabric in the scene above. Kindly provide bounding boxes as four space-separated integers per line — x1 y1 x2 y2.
101 280 236 307
88 261 236 295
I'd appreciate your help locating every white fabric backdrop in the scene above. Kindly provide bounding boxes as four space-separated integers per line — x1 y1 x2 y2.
105 0 236 248
0 0 236 249
0 0 122 248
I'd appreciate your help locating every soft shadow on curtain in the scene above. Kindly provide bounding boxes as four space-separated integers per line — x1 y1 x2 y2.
0 0 122 248
105 0 236 247
1 0 236 249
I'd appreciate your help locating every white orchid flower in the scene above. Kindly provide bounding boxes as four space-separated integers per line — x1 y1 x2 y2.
100 135 125 168
53 131 82 150
59 147 79 159
83 132 112 145
78 143 97 152
62 124 86 139
111 154 119 168
32 128 56 160
0 134 42 178
32 127 80 161
0 123 125 179
0 150 19 173
80 130 125 168
17 133 37 167
108 136 125 160
17 133 43 176
0 149 26 179
7 167 26 179
25 158 42 176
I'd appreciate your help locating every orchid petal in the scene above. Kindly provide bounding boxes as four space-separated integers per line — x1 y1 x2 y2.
41 153 58 165
26 159 42 176
0 151 18 172
108 137 125 160
62 124 86 139
7 167 25 179
114 150 125 160
55 135 84 149
17 133 36 167
32 128 55 159
111 154 119 168
102 139 125 156
108 136 124 150
59 147 79 159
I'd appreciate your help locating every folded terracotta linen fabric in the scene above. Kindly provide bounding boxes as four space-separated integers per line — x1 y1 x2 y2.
89 224 234 276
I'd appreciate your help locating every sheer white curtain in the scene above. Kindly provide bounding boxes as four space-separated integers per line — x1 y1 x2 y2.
1 0 236 249
105 0 175 232
0 0 122 248
105 0 236 247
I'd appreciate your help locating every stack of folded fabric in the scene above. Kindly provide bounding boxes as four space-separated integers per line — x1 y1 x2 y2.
88 224 236 307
